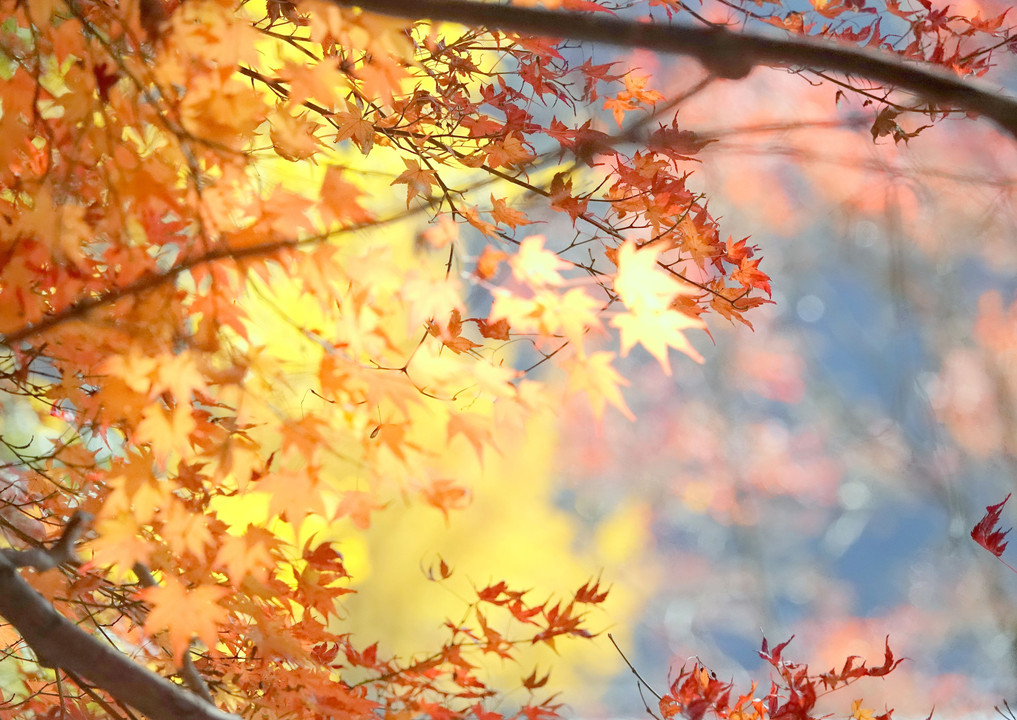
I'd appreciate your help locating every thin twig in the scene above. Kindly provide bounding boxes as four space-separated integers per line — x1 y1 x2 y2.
607 632 662 701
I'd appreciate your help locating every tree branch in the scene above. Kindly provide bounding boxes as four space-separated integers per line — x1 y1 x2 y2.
0 510 91 571
0 209 418 347
0 516 240 720
333 0 1017 140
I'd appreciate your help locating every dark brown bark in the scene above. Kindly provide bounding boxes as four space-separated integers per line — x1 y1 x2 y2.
0 517 239 720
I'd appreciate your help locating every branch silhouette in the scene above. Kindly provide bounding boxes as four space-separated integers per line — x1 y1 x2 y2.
333 0 1017 139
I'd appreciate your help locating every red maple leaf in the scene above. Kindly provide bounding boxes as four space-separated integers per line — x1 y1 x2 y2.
972 494 1014 567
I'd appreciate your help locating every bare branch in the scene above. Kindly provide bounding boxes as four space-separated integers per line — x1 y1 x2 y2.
333 0 1017 139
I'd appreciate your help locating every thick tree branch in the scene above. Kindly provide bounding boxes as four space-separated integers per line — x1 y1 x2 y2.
334 0 1017 140
0 510 91 571
0 516 240 720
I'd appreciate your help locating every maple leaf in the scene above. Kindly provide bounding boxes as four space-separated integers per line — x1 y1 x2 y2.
420 478 471 522
336 490 388 529
522 668 550 690
215 525 282 585
972 493 1012 558
420 215 459 249
564 351 633 421
461 205 498 238
429 308 481 354
867 636 903 677
476 246 508 280
401 274 464 332
333 110 375 155
648 128 716 159
475 316 510 340
612 305 705 371
613 240 697 313
731 257 772 297
549 173 588 223
574 576 609 604
852 699 877 720
139 575 229 663
134 405 196 464
269 109 322 161
391 158 437 206
511 235 570 287
725 236 756 264
284 58 347 111
320 166 372 224
88 513 153 573
556 288 604 350
491 195 531 229
446 412 491 462
484 133 534 168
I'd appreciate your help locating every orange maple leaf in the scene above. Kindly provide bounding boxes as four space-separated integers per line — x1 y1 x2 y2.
491 195 531 228
484 133 534 168
336 490 388 529
391 158 437 205
475 246 508 280
549 173 588 223
333 110 376 155
731 257 772 296
420 478 471 522
139 575 228 663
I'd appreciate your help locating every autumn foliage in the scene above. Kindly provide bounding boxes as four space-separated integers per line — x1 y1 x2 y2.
0 0 1015 718
657 636 901 720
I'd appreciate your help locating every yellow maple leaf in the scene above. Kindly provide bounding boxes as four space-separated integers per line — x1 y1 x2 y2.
511 235 569 287
613 240 695 314
159 499 212 560
611 307 705 373
490 291 542 334
564 351 633 421
151 351 207 404
400 274 463 332
851 700 876 720
446 412 492 463
97 345 159 395
468 358 520 399
556 288 604 350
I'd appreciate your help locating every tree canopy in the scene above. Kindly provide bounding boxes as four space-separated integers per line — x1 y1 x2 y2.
1 0 1016 719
